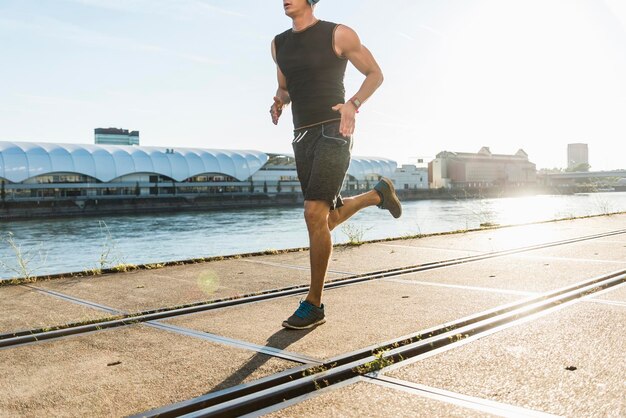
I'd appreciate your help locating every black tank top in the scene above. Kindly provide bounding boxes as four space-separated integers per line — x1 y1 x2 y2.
275 20 348 129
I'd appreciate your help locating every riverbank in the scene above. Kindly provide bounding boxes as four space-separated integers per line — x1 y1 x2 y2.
2 193 625 280
0 185 585 221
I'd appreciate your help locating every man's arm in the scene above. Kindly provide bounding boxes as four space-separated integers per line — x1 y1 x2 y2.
333 25 384 136
270 39 291 125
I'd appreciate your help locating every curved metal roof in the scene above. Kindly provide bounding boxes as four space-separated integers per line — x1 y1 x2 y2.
264 153 397 181
348 156 397 181
0 141 268 183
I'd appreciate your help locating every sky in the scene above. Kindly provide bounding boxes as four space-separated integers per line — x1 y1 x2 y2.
1 0 625 170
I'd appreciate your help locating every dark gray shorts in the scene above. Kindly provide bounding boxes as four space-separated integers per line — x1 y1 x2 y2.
292 120 353 210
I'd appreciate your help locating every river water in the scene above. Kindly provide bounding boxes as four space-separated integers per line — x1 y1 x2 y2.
1 192 625 279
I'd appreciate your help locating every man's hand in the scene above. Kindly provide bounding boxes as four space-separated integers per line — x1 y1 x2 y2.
332 102 357 136
270 96 284 125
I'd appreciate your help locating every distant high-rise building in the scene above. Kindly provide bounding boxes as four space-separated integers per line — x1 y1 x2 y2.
94 128 139 145
567 143 588 171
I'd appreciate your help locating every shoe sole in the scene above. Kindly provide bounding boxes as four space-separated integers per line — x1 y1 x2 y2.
281 318 326 330
380 177 402 219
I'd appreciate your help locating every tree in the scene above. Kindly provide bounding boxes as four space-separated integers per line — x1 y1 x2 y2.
276 181 282 193
1 180 5 202
566 163 591 173
135 181 140 196
263 181 268 193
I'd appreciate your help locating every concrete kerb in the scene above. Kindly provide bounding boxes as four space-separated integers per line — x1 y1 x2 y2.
2 211 624 287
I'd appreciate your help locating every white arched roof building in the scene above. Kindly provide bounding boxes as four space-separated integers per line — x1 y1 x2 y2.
348 156 397 181
0 141 268 183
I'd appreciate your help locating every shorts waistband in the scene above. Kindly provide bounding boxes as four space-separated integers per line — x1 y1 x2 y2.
294 118 341 132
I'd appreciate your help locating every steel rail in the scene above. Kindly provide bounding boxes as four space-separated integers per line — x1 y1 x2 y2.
132 268 626 417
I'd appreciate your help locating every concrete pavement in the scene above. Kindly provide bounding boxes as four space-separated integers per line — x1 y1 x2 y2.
1 214 625 417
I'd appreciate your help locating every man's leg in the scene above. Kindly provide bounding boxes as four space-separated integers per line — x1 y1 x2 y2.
303 190 382 307
327 190 381 231
303 200 332 307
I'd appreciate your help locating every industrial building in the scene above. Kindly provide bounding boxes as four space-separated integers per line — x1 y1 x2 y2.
428 147 537 189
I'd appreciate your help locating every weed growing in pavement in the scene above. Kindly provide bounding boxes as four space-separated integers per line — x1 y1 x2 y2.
340 223 371 246
303 364 330 377
554 211 575 220
97 221 124 270
454 190 499 228
96 221 138 273
110 263 138 273
448 333 470 343
592 196 614 216
302 363 338 391
469 199 498 227
0 231 48 280
354 349 394 375
144 263 165 270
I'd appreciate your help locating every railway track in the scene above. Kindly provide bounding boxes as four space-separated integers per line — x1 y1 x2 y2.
1 227 625 350
134 268 626 417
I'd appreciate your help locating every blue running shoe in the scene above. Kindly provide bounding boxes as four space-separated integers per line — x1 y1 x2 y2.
374 177 402 218
282 300 326 330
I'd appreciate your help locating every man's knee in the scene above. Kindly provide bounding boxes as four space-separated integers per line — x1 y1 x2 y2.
304 201 330 229
327 210 341 231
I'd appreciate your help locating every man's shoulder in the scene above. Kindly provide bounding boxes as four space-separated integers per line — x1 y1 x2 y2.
274 27 292 40
318 20 343 30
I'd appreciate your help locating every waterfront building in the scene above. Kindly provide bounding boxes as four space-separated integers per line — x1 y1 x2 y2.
567 143 589 171
0 141 396 203
391 164 429 190
95 128 140 146
250 153 397 194
428 147 537 189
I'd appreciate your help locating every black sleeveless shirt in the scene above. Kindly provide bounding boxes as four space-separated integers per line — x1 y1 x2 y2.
274 20 348 129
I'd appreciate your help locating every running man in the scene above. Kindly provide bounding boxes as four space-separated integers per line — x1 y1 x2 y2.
271 0 402 329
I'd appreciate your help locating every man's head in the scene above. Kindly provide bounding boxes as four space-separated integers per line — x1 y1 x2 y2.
283 0 318 18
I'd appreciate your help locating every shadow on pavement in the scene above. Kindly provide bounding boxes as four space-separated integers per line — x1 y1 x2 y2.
209 328 315 393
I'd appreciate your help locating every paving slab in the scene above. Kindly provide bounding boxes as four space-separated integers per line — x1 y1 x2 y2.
37 258 342 313
329 245 480 274
0 324 296 418
518 239 626 263
250 245 478 276
380 215 626 254
253 218 620 274
389 303 626 418
0 285 111 335
266 380 490 418
390 254 622 294
562 213 626 230
165 281 521 360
